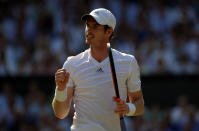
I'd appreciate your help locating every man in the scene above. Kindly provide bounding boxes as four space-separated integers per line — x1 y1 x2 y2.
52 8 144 131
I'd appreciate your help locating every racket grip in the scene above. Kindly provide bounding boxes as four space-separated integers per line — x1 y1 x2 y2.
115 98 121 102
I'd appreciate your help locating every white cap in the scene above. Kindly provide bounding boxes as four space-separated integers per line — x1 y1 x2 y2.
82 8 116 30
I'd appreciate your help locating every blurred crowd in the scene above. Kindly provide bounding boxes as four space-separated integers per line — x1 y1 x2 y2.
0 82 72 131
0 83 199 131
1 1 199 131
0 0 199 76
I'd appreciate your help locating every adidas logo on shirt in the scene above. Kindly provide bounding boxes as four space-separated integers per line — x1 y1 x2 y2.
96 67 104 73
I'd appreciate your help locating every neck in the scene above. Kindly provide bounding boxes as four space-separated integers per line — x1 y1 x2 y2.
90 43 109 63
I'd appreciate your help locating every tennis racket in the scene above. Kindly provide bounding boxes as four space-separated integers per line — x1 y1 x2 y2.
107 43 126 131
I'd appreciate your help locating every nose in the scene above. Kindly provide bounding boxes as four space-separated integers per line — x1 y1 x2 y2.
86 28 94 36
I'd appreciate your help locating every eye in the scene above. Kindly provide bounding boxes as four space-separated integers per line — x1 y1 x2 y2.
94 24 98 29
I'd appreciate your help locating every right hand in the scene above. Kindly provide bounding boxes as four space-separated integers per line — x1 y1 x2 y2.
55 69 70 90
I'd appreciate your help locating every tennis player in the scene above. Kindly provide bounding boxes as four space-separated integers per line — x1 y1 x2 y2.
52 8 144 131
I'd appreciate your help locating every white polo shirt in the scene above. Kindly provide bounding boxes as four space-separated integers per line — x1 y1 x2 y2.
63 48 141 131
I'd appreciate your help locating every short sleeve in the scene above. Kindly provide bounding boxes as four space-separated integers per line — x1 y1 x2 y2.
127 56 141 92
62 58 75 88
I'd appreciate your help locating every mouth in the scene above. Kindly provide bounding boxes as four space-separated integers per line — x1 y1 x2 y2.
86 34 94 39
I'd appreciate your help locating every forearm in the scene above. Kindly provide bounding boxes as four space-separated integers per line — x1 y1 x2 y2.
132 97 144 115
127 90 144 116
52 86 73 119
52 98 71 119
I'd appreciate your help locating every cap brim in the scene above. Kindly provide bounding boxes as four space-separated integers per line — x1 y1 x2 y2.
81 14 107 27
81 14 92 21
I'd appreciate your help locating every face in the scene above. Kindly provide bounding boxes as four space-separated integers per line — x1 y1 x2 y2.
85 17 112 47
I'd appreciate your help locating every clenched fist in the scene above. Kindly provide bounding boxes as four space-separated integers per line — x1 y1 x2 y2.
113 96 129 116
55 69 70 90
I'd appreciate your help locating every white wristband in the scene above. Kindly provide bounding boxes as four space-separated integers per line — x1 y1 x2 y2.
54 87 67 102
126 103 136 116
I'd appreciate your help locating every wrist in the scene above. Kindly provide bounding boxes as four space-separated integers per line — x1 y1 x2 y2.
126 103 136 116
54 87 67 102
56 84 66 91
57 86 65 91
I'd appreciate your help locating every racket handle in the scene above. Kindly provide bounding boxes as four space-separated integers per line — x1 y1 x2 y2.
120 117 126 131
115 98 121 102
